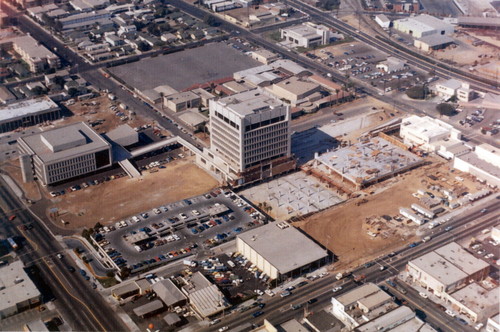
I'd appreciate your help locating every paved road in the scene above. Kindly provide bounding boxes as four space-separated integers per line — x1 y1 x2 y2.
204 199 499 331
0 180 128 331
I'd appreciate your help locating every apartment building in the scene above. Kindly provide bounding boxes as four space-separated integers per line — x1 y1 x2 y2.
1 35 60 73
18 122 112 185
197 89 295 186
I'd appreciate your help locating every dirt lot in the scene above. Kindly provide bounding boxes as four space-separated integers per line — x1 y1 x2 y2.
294 157 483 270
62 94 155 135
49 157 219 230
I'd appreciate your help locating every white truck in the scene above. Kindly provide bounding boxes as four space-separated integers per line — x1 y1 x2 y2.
183 260 197 267
335 273 344 280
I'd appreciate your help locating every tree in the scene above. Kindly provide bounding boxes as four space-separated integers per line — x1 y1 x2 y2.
106 271 115 278
31 86 45 96
68 88 79 97
53 75 65 87
136 41 151 52
317 0 340 10
436 103 455 117
94 222 103 230
203 14 218 27
406 85 429 100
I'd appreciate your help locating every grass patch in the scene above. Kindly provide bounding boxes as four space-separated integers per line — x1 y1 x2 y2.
98 276 119 288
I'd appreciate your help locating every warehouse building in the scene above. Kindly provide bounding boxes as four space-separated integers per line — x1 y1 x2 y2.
0 97 61 134
152 279 187 309
196 88 296 187
414 35 454 52
236 222 329 281
181 272 229 318
393 14 454 38
406 242 490 297
0 261 42 319
453 143 500 187
17 122 112 185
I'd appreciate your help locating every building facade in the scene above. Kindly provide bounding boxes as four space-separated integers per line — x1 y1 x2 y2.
197 88 295 186
17 122 112 185
281 23 332 48
0 97 61 133
0 35 60 73
393 14 454 38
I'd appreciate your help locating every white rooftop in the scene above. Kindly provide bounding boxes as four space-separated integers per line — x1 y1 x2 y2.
217 89 285 117
237 223 328 275
450 284 498 317
334 283 381 307
357 306 415 332
0 97 58 122
434 242 490 275
0 261 41 314
438 78 463 90
396 14 453 33
402 115 454 139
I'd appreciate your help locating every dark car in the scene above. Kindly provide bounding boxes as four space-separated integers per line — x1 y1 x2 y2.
364 262 374 268
408 242 419 248
79 269 87 276
297 281 308 288
67 266 75 273
307 298 318 304
258 303 265 309
252 311 264 318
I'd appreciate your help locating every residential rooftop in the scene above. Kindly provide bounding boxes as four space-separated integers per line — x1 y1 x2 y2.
237 222 328 275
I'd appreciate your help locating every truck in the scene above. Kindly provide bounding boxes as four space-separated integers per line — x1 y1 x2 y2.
7 237 18 250
183 260 197 267
335 273 344 280
119 103 128 110
107 93 116 101
353 274 366 283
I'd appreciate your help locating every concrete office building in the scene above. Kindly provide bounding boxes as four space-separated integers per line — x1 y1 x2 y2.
406 242 490 297
281 23 332 48
0 97 61 133
236 222 329 281
197 88 295 186
0 261 42 319
393 14 454 38
0 35 60 73
17 122 112 185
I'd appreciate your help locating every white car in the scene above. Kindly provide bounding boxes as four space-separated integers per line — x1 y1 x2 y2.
264 289 275 297
192 210 200 215
179 213 188 219
254 289 264 296
445 309 456 317
419 292 428 299
218 327 229 332
474 323 484 330
332 286 343 293
153 208 161 214
209 319 221 325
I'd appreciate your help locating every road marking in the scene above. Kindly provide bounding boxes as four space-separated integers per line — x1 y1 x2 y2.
44 260 107 332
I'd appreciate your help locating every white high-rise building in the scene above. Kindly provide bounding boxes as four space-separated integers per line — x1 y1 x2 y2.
197 89 295 186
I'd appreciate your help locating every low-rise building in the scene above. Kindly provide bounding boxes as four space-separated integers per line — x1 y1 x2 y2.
237 222 329 281
250 49 280 64
17 122 112 185
487 313 500 332
453 143 500 187
164 91 201 113
152 279 187 308
267 76 321 106
332 283 397 329
393 14 454 38
181 272 230 318
0 97 61 133
376 57 407 73
0 87 16 105
435 79 468 100
414 35 454 52
281 23 332 48
0 35 60 73
406 242 490 297
446 284 498 323
356 306 416 332
375 14 391 29
0 261 42 319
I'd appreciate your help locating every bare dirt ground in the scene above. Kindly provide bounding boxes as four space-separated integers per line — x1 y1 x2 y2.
294 157 482 270
1 160 42 201
48 157 219 229
62 94 156 135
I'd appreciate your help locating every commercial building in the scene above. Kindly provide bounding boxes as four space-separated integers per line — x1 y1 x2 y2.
267 76 322 106
400 115 464 155
250 49 280 65
487 314 500 332
197 88 296 186
457 17 500 30
17 122 112 185
281 23 332 48
376 57 407 73
331 283 397 329
152 279 187 308
0 97 61 133
435 79 468 100
59 10 111 30
356 306 416 332
0 35 60 73
314 137 424 190
0 87 16 105
181 272 230 318
414 35 454 52
0 261 42 319
453 143 500 187
406 242 490 297
164 91 201 113
236 222 329 281
393 14 454 38
447 284 498 323
133 300 164 318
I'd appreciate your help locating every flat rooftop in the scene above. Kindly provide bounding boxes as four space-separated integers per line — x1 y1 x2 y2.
0 261 41 313
316 137 423 185
0 97 58 122
356 306 414 332
401 115 455 139
18 122 110 163
109 43 260 92
182 272 229 317
10 35 57 59
334 283 381 307
217 89 285 117
434 242 490 275
237 223 328 275
450 283 498 316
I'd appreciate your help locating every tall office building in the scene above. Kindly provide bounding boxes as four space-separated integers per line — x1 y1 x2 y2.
197 89 295 186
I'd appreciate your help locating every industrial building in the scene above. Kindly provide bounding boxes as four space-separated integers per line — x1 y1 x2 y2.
314 137 424 190
17 122 112 185
331 283 397 329
236 222 329 281
0 97 61 134
376 57 407 73
406 242 490 297
196 88 296 187
280 23 333 48
446 283 498 323
152 279 187 309
266 76 322 106
414 35 454 52
457 17 500 30
0 35 60 73
0 261 42 319
410 203 435 219
453 143 500 187
181 272 229 318
375 14 391 29
393 14 454 38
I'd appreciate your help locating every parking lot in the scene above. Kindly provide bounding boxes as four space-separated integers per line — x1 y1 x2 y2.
96 190 265 272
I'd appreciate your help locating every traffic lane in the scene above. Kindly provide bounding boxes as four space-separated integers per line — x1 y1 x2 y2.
0 184 127 332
